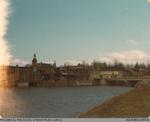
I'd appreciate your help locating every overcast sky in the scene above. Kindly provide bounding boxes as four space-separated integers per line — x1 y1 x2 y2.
6 0 150 65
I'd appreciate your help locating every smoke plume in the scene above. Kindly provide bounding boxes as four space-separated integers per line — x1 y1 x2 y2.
0 0 11 65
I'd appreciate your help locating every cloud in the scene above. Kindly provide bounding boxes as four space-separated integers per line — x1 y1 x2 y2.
64 60 82 66
127 39 148 46
97 50 150 64
11 50 150 67
64 50 150 66
127 40 139 45
0 0 12 65
11 58 29 66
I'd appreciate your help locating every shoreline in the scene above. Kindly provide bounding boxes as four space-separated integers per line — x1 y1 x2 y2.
0 79 135 88
0 84 132 89
79 82 150 118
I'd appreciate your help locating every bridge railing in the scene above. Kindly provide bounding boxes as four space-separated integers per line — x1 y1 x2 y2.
111 76 150 80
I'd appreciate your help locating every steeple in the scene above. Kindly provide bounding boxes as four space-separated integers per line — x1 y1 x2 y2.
34 53 36 58
32 53 37 66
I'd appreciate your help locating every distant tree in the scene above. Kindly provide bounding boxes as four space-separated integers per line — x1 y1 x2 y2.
91 60 98 69
134 62 140 71
139 63 146 69
91 60 108 70
147 63 150 69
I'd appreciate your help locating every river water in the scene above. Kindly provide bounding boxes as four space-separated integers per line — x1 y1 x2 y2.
0 86 131 118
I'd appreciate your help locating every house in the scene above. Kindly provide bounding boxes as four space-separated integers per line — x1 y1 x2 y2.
89 70 123 81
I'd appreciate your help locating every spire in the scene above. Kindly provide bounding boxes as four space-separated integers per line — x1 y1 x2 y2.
32 53 37 66
34 53 36 58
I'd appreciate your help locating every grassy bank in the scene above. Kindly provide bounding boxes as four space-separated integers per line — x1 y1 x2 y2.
79 83 150 118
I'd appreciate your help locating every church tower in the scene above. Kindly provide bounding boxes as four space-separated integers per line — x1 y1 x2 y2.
31 53 38 83
32 53 38 74
32 53 37 66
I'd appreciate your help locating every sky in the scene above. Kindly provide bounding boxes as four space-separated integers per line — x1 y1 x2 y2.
6 0 150 65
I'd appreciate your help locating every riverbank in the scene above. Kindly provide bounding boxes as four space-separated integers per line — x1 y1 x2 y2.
79 82 150 118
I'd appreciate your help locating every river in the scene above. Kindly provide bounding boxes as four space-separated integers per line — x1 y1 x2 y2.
0 86 131 118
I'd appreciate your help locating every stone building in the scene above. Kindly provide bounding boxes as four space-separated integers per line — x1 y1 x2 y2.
0 54 57 87
29 54 56 86
59 65 90 86
89 70 123 81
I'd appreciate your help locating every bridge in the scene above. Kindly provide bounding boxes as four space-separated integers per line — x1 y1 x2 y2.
95 76 150 87
111 76 150 81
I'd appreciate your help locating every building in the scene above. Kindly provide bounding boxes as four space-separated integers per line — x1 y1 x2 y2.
89 70 123 81
0 54 57 87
